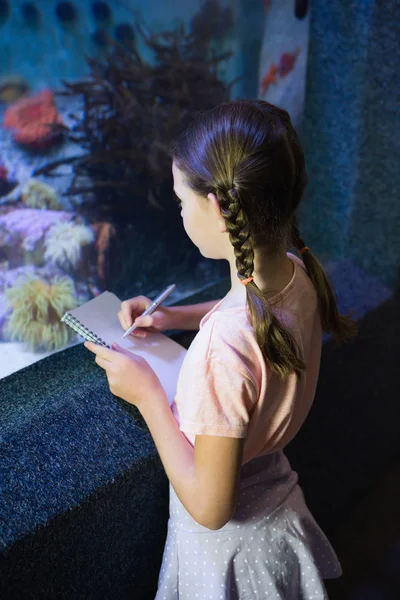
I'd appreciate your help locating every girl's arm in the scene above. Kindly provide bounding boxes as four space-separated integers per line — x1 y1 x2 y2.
139 390 244 530
168 300 221 330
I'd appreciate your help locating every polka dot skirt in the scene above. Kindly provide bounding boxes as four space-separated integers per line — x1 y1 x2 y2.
155 451 341 599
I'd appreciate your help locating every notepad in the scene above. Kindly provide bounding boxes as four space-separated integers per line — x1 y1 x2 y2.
61 291 187 405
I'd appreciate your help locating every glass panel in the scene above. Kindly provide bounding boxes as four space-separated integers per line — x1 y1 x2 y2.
0 0 309 377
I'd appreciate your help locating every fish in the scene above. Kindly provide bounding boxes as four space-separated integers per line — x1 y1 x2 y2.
260 63 279 96
278 49 300 77
264 0 271 12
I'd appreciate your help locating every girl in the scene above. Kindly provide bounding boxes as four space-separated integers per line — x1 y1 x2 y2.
85 100 356 599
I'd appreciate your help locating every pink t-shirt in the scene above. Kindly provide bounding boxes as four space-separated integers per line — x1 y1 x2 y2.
171 253 322 465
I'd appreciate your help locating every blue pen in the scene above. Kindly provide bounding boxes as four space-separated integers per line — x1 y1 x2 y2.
122 284 176 338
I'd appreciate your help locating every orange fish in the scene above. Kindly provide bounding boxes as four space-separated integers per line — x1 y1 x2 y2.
260 63 279 96
279 49 301 77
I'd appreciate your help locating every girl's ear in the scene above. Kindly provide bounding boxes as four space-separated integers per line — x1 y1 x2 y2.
207 192 227 233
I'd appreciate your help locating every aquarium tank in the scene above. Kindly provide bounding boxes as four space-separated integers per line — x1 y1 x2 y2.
0 0 310 377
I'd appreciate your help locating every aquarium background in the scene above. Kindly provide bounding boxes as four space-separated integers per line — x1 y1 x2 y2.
2 0 398 380
0 0 311 377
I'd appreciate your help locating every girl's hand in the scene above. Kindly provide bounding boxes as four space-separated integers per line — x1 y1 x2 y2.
83 341 166 411
118 295 176 339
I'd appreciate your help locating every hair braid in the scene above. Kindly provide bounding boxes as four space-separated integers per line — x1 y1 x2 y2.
218 187 254 280
219 187 306 379
172 98 357 379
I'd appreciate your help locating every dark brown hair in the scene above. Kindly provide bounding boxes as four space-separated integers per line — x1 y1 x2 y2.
172 100 356 378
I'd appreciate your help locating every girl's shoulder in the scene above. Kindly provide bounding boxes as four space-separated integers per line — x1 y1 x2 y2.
186 253 319 371
186 308 263 387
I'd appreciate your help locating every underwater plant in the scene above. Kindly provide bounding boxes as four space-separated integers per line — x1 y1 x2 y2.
44 221 95 269
34 1 235 222
4 275 78 351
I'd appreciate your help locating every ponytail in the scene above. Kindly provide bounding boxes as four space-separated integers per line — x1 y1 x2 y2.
245 280 306 379
221 188 306 379
221 192 356 380
291 214 357 342
171 99 357 380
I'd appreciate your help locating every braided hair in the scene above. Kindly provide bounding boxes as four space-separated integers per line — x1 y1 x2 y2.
217 186 306 378
172 100 356 379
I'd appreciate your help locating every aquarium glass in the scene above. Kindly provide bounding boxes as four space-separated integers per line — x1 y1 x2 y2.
0 0 310 377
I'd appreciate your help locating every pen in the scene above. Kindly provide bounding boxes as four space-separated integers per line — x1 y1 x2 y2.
122 284 176 339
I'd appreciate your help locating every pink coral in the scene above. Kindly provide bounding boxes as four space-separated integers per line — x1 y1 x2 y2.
0 208 73 251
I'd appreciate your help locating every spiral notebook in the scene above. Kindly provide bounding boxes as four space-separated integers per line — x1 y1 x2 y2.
61 291 187 405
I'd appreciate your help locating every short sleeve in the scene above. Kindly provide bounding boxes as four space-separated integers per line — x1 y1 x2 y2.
178 356 257 439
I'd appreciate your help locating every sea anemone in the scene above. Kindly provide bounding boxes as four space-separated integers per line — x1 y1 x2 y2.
4 276 78 351
44 221 95 268
0 208 73 268
21 179 62 210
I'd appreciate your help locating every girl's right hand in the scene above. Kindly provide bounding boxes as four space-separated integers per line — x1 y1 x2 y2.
118 295 175 339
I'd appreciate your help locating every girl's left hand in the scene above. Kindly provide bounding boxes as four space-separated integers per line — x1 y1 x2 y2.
84 341 166 411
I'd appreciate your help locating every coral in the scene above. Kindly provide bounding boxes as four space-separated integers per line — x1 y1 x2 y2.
0 208 73 256
21 179 62 210
0 263 56 292
3 89 64 149
44 221 95 268
0 264 58 337
3 275 78 351
0 75 29 103
33 6 233 221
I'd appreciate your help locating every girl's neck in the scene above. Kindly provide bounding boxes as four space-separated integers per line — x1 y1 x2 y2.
224 247 294 307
